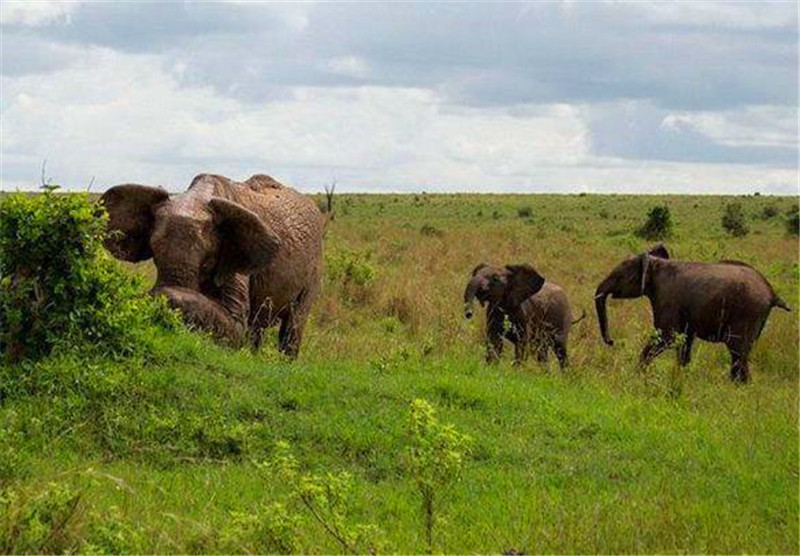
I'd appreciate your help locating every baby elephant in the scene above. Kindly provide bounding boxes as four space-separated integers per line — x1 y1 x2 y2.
464 263 584 368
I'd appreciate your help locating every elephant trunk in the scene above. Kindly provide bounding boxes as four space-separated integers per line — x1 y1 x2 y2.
595 281 614 346
463 276 482 319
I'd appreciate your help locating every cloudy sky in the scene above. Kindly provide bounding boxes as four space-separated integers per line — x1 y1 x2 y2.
1 1 797 194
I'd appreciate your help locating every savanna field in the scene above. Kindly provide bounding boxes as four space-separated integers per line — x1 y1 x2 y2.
1 192 798 554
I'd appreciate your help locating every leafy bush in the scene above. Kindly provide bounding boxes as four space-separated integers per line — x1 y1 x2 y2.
0 190 178 363
722 202 749 237
636 205 672 240
265 441 384 554
420 223 444 237
786 205 799 236
406 399 471 553
0 481 84 554
516 206 533 219
761 205 779 219
326 248 376 288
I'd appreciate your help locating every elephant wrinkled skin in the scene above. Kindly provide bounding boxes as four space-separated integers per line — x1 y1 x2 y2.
101 173 323 357
595 243 791 382
464 263 583 368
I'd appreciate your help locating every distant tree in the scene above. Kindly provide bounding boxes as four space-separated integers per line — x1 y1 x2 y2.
636 205 672 240
786 205 799 236
722 203 749 237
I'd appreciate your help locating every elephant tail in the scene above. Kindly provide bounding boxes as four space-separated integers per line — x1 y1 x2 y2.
772 295 791 312
571 309 587 325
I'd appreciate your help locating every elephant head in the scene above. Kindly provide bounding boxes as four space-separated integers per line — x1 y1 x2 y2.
100 183 282 303
464 263 546 318
594 243 670 346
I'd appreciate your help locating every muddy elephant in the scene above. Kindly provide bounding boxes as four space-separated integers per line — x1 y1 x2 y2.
463 263 584 368
595 244 790 382
101 173 324 358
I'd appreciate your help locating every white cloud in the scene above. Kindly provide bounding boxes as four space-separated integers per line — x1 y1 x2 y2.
0 1 80 26
0 2 796 194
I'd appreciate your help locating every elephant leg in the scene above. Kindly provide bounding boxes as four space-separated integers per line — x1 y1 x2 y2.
278 290 312 359
639 330 673 367
486 333 503 363
513 338 528 366
678 332 695 367
486 313 505 364
553 339 568 369
534 342 549 364
727 343 751 384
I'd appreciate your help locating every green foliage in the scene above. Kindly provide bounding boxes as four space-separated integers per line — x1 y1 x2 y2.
0 190 178 363
516 206 533 219
762 205 779 219
216 503 299 555
786 205 799 236
266 441 384 554
636 205 672 240
82 505 145 555
420 223 445 237
406 399 471 553
0 481 83 554
722 202 750 237
326 248 376 288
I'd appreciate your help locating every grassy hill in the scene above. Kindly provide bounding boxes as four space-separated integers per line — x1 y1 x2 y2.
2 193 798 554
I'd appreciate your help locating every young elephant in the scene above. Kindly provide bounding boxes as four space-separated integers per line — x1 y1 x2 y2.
463 263 583 368
595 244 791 382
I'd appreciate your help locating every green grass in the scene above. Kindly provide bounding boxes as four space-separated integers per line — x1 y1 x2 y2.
2 193 798 554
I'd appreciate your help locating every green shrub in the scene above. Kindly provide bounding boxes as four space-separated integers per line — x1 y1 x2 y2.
420 224 445 237
326 248 376 288
636 205 672 240
265 441 384 554
0 190 178 363
406 399 471 553
722 202 750 237
785 205 800 236
0 481 84 554
516 206 533 219
761 205 779 219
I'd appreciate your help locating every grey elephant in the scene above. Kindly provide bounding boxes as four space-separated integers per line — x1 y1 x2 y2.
595 244 790 382
101 173 323 357
464 263 584 368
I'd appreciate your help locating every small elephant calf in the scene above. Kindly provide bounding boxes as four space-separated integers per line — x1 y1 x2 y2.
464 263 584 368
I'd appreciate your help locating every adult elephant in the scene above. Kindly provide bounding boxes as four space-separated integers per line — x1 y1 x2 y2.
595 244 790 382
101 173 323 358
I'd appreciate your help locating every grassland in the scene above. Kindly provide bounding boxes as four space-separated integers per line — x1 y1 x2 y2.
2 193 799 554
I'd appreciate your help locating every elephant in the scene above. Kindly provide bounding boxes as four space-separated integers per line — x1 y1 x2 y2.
595 244 791 382
101 173 324 358
463 263 585 368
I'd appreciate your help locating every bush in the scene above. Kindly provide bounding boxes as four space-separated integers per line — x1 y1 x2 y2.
786 205 799 236
406 399 471 553
516 206 533 219
721 203 749 237
636 205 672 240
420 224 444 237
761 205 779 219
0 189 178 364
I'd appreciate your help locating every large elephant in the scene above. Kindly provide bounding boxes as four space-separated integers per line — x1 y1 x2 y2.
101 173 323 357
595 244 790 382
464 263 583 367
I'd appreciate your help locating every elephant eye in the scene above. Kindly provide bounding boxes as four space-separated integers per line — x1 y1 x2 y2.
490 276 502 285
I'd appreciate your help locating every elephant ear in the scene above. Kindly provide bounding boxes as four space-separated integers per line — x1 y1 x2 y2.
100 184 169 262
504 264 546 308
209 197 283 284
471 262 489 276
648 243 670 259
